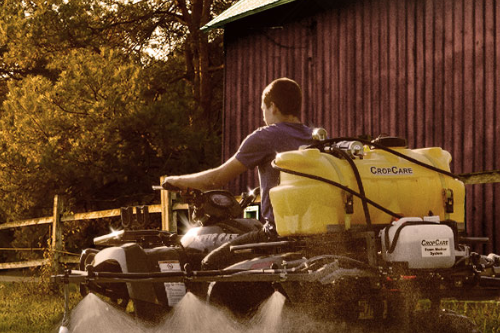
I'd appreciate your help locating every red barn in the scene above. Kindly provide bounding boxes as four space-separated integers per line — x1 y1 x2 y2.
204 0 500 252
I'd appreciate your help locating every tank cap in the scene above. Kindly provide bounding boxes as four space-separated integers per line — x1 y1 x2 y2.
371 135 407 148
312 128 328 141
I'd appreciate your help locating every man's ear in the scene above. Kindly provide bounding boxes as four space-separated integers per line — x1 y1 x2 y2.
270 102 280 115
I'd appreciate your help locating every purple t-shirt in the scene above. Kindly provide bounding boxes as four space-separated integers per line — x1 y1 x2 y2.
235 122 314 223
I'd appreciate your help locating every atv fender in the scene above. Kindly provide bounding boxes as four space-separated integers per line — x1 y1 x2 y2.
92 243 158 304
92 246 128 272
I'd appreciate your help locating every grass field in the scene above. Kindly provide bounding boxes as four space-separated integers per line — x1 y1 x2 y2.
0 281 81 333
1 281 499 333
441 299 500 332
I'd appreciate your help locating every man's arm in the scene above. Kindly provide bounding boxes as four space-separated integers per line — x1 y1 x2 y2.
162 156 248 191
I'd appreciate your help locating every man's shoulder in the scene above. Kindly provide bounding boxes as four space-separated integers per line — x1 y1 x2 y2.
246 124 279 139
253 122 312 135
242 123 313 148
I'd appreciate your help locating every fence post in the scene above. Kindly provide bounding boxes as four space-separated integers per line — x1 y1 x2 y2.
160 176 176 232
51 195 64 272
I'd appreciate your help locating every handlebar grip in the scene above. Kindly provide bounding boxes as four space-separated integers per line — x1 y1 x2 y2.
152 183 182 191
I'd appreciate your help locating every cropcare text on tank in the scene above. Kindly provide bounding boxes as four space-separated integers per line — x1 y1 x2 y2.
369 166 414 175
421 239 449 247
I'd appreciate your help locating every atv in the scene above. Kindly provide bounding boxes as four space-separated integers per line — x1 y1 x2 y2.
53 132 500 332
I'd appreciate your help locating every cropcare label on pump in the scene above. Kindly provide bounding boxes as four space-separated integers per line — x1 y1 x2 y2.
158 260 186 306
420 239 451 257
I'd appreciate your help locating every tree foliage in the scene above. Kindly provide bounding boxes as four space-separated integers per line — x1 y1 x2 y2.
0 0 234 226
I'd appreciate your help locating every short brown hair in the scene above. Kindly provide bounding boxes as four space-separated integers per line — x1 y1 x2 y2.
262 78 302 117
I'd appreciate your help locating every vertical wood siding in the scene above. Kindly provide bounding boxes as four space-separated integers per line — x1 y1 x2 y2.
222 0 500 252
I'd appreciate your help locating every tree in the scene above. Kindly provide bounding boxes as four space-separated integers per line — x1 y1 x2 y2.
0 0 235 220
0 0 237 260
0 0 233 129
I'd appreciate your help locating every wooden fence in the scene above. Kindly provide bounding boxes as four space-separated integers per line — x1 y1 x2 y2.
0 171 499 275
0 179 188 273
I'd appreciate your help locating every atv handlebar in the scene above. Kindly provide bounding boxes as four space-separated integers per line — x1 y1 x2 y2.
156 179 183 191
153 184 199 194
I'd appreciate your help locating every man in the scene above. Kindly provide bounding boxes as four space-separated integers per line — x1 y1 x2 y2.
162 77 314 225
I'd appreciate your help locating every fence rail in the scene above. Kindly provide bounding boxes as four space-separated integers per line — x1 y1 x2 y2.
0 176 189 272
0 203 188 231
0 202 166 270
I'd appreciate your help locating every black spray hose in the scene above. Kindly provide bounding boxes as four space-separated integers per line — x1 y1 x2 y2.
201 228 271 270
303 254 380 272
308 137 459 179
271 161 403 220
330 147 372 227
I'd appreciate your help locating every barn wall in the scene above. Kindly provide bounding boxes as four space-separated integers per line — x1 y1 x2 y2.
221 0 500 252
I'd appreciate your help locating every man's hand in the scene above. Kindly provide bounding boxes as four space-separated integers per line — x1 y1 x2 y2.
161 176 183 191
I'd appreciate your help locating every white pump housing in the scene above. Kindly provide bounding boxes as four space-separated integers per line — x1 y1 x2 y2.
381 217 456 269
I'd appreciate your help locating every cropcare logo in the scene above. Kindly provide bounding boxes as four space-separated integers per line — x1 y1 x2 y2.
370 166 413 175
421 239 449 247
421 238 451 258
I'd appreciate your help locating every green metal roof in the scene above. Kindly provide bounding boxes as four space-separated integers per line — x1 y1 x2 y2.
202 0 299 31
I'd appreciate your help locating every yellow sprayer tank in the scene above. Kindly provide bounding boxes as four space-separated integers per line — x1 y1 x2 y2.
270 146 465 236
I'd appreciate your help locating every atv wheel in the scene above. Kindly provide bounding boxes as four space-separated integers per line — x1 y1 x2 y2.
207 282 275 317
79 249 100 297
110 297 129 309
133 299 166 323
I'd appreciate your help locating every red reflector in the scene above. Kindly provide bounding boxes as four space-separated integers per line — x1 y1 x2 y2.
386 275 417 282
250 261 274 269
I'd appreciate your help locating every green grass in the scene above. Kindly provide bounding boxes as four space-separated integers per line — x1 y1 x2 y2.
442 299 500 333
1 281 500 333
0 281 82 333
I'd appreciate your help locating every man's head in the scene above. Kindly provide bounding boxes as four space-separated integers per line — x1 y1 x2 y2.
261 78 302 125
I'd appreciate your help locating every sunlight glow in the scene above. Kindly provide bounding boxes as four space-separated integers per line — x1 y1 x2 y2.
108 227 123 238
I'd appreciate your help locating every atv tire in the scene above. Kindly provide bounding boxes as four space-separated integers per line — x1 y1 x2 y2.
79 249 100 298
133 299 166 323
207 282 275 317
